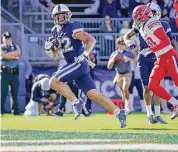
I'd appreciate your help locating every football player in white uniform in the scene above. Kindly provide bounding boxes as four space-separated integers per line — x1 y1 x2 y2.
124 5 178 119
129 4 178 120
123 3 171 124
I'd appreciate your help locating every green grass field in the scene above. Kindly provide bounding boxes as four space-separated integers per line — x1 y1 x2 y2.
1 112 178 152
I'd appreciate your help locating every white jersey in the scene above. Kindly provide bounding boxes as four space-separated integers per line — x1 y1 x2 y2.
139 17 173 57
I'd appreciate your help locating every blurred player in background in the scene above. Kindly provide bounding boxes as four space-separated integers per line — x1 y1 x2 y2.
24 76 59 117
107 36 136 115
124 4 178 120
45 4 126 128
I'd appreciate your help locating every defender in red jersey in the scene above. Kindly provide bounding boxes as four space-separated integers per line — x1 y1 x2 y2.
132 5 178 119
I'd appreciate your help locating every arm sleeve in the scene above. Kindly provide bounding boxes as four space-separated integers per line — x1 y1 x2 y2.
51 26 58 38
31 83 43 103
150 27 171 52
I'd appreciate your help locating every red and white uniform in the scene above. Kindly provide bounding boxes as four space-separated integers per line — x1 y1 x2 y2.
139 17 178 101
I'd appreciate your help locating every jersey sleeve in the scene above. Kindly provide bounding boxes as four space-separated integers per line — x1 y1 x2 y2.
150 27 171 52
146 19 162 32
51 25 58 38
162 21 173 41
72 21 84 38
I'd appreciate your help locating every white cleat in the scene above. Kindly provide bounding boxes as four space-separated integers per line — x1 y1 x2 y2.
171 105 178 120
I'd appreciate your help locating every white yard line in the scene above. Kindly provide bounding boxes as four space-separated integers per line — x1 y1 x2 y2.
1 144 178 151
0 139 130 143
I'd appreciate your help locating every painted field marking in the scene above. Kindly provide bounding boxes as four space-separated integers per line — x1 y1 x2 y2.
1 144 178 151
0 139 130 144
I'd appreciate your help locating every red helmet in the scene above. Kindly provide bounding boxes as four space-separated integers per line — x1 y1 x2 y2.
132 5 152 28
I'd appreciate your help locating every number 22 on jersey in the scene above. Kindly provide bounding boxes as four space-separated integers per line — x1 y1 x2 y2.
61 36 73 53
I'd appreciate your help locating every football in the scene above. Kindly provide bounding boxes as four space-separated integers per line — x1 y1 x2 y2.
45 37 61 60
114 52 123 64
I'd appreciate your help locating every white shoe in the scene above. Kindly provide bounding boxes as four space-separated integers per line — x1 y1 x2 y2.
171 105 178 120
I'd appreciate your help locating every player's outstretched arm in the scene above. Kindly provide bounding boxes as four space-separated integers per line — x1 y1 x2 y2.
73 31 96 56
107 52 117 70
123 29 136 43
151 27 171 52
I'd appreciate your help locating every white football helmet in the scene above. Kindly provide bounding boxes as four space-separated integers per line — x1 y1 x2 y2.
147 3 161 19
51 4 72 25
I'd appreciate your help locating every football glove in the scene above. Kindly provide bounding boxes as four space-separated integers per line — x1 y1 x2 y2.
45 37 60 59
76 51 89 63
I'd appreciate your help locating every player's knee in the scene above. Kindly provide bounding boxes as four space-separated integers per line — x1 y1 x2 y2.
122 87 129 94
148 79 157 92
87 89 100 101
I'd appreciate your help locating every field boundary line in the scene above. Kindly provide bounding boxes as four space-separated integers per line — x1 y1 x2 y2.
1 144 178 151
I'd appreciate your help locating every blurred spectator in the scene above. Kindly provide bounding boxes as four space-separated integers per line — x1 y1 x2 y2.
119 20 131 37
38 0 49 8
100 15 117 33
128 0 142 15
100 15 117 53
22 0 42 27
163 0 173 12
84 0 100 14
8 0 19 18
38 0 55 10
162 8 170 20
19 55 33 105
150 0 158 3
1 0 8 9
101 0 120 18
1 32 21 115
141 0 150 4
22 0 33 12
119 0 129 17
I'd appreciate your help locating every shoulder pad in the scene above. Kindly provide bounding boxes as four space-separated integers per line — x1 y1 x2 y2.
146 18 162 31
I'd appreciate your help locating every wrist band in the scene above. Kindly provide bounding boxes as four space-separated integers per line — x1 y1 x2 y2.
83 51 89 57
